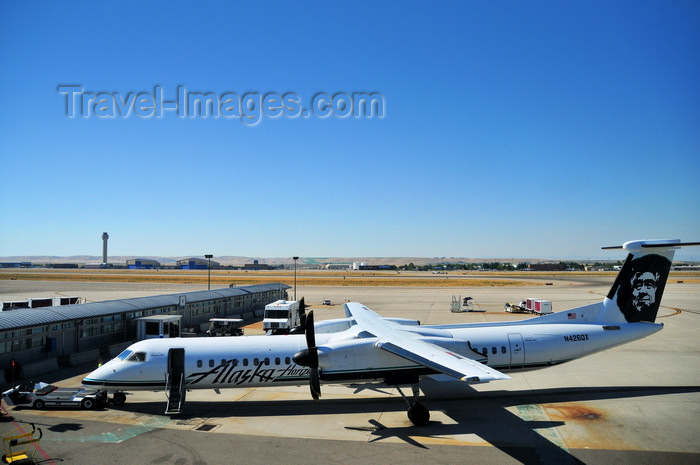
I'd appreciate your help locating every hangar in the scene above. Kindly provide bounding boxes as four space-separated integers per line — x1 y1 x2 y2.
0 283 289 382
126 258 161 269
177 257 220 269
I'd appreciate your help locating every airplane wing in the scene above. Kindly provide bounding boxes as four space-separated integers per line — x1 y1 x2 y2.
345 302 510 383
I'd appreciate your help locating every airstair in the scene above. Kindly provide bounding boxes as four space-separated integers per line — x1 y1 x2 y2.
165 348 186 415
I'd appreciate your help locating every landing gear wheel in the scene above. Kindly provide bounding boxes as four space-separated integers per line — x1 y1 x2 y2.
111 392 126 406
33 399 45 410
407 403 430 426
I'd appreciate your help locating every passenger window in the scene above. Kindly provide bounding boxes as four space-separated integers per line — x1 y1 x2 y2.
197 360 202 368
264 358 270 365
285 357 291 365
501 346 507 354
233 359 238 367
492 347 497 355
221 359 226 366
482 348 487 355
243 358 248 366
209 360 215 367
275 357 281 365
254 358 259 365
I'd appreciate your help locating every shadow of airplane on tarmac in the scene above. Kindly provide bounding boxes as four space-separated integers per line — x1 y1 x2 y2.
116 385 700 465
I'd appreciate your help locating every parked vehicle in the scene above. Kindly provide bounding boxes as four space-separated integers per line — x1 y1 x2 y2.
2 382 107 410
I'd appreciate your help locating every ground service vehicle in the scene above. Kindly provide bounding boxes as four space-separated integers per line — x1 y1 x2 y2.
262 300 300 334
2 382 106 410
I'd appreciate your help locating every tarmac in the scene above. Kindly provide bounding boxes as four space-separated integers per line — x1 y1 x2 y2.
0 276 698 464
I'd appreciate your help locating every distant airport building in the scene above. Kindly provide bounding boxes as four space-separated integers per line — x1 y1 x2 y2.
0 283 289 382
244 259 271 270
126 258 161 269
358 265 397 271
326 263 350 270
177 258 220 270
0 262 31 268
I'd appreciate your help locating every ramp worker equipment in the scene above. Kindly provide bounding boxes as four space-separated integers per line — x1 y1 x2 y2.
1 423 43 464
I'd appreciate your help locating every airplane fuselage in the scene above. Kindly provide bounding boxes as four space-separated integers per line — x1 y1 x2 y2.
83 317 662 391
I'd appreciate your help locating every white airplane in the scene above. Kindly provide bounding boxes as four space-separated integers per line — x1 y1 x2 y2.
83 239 699 425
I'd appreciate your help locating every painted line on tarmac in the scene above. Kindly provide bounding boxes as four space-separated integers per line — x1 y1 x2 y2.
47 416 170 443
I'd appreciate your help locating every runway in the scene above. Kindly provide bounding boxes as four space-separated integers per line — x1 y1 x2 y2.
0 277 698 464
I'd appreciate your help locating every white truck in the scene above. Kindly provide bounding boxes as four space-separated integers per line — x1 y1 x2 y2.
262 300 300 334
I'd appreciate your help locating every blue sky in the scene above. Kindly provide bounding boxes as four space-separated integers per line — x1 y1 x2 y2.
1 1 698 260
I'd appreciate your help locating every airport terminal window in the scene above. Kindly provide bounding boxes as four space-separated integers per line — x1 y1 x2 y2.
0 341 13 354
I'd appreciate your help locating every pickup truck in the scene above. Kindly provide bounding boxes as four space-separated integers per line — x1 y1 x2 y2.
2 382 107 410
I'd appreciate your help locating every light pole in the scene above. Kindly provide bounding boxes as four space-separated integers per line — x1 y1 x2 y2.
293 256 299 300
205 254 213 290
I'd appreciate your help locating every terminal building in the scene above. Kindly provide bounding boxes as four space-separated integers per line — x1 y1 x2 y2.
0 283 289 383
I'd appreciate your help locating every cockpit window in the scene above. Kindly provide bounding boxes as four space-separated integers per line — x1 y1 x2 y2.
126 352 146 362
117 350 133 361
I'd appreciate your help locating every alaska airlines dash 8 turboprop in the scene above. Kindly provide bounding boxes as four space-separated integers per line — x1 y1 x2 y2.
83 239 699 425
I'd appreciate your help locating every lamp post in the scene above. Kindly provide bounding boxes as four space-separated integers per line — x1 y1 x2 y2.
205 254 213 290
293 256 299 300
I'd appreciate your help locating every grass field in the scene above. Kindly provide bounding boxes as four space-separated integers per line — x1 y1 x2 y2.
1 269 697 287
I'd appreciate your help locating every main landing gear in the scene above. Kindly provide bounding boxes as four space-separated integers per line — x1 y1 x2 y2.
395 384 430 426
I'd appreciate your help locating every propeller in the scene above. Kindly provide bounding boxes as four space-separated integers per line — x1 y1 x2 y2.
298 297 307 329
292 310 321 400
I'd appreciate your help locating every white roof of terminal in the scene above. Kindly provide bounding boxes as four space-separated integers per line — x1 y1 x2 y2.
0 283 290 331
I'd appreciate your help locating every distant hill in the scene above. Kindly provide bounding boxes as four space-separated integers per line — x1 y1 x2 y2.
0 255 610 267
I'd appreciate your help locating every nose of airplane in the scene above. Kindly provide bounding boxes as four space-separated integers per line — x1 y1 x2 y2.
82 363 114 387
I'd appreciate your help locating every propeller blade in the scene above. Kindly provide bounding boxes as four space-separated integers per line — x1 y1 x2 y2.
310 367 321 401
299 297 307 329
305 311 321 399
305 310 316 349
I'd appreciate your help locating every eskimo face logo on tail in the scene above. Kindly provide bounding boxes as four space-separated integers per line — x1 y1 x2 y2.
613 254 671 323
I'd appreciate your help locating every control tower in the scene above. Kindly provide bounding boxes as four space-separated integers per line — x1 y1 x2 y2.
102 232 109 265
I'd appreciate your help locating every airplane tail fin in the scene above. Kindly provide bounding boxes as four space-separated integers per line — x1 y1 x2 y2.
601 239 699 323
